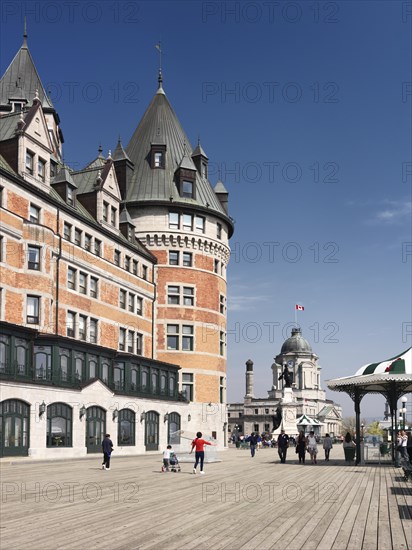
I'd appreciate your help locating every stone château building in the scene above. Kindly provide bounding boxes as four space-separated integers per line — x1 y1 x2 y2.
0 32 233 458
228 328 342 438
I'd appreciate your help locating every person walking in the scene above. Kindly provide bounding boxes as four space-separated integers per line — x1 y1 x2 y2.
296 431 306 464
190 432 213 474
102 434 113 471
323 433 333 461
277 429 290 463
306 431 318 464
247 432 259 457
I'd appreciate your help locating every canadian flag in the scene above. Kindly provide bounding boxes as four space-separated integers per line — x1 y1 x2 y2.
295 304 304 311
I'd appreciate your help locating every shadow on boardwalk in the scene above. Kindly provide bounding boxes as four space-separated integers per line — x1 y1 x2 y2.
1 447 411 550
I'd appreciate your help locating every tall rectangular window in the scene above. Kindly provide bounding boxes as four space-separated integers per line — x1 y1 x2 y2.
183 252 192 267
37 158 46 181
119 289 126 309
27 296 40 324
127 331 134 353
103 201 108 222
183 214 193 231
169 212 179 229
84 234 92 251
169 252 179 266
79 272 87 295
182 180 193 198
195 216 205 233
90 277 98 298
114 250 121 266
119 328 126 351
94 239 101 256
142 265 148 280
125 256 131 271
183 287 194 306
63 222 72 241
182 373 194 401
220 331 225 356
220 377 225 403
182 325 194 351
28 245 40 270
136 333 143 355
25 150 34 175
220 294 226 314
67 311 75 337
67 267 76 290
217 223 222 239
128 293 135 313
111 207 116 226
136 296 143 315
89 319 98 344
132 260 138 275
214 259 219 273
78 315 87 340
29 204 40 223
74 228 82 246
67 187 74 206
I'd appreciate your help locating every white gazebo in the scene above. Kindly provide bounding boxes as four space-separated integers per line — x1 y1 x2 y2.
326 347 412 464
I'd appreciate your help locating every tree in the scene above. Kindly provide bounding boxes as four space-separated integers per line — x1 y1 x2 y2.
365 421 384 437
340 416 368 436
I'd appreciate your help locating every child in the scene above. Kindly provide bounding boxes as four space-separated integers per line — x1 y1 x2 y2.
162 444 173 472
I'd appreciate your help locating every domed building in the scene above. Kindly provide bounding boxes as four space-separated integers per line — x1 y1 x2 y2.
228 328 343 439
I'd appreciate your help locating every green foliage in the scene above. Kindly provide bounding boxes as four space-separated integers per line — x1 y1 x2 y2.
365 421 384 437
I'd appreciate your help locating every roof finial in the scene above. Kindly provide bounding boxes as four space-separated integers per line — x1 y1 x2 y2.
98 143 103 156
155 42 164 91
23 17 28 48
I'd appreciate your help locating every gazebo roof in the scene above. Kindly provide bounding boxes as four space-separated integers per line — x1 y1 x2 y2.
296 414 323 426
326 348 412 394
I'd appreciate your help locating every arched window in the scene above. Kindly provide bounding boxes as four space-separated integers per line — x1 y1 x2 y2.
168 412 181 445
151 370 159 393
169 373 176 397
0 335 9 373
114 362 125 390
101 357 110 385
15 338 29 376
88 354 98 379
118 409 135 446
34 345 52 380
47 403 72 447
59 348 70 382
86 406 106 453
130 364 139 390
74 351 84 381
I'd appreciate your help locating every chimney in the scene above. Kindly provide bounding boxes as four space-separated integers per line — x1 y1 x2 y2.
245 359 254 398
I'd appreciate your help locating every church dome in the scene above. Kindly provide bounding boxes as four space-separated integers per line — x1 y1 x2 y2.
281 328 312 354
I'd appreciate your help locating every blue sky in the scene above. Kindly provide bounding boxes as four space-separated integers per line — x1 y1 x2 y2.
1 0 411 418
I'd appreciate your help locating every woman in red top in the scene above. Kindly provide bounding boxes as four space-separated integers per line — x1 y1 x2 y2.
190 432 212 474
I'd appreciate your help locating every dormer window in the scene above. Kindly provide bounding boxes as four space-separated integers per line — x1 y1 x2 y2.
151 144 166 169
201 162 207 178
37 158 46 182
67 187 74 206
25 150 34 175
12 102 23 113
182 180 194 198
154 152 162 167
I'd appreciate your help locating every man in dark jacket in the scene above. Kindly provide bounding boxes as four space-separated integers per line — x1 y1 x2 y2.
102 434 113 470
277 430 290 463
247 432 259 457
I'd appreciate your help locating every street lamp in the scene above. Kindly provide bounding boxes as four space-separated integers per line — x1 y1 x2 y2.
401 396 407 430
360 423 364 442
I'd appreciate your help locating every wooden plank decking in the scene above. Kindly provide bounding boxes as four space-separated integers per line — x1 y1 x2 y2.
0 445 410 550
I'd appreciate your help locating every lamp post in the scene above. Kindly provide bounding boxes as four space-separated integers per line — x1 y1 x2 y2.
401 396 407 430
360 423 364 441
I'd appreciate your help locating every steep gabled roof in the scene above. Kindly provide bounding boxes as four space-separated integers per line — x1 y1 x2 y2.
0 36 53 110
125 85 230 220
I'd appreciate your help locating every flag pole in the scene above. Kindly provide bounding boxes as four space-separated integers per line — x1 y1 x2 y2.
294 305 297 327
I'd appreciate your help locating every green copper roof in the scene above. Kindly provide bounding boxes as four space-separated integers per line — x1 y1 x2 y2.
125 87 230 219
0 38 53 110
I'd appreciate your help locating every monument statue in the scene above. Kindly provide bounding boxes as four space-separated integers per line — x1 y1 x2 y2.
278 365 292 388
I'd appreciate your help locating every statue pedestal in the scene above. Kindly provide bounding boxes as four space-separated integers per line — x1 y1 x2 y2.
281 388 298 435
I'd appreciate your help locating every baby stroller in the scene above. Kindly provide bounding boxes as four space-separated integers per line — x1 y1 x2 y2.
169 452 181 472
161 452 181 472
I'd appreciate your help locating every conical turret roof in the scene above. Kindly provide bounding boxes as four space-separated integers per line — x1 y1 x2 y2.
0 35 53 110
125 85 232 226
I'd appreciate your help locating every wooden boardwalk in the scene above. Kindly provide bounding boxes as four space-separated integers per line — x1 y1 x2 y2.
0 445 411 550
